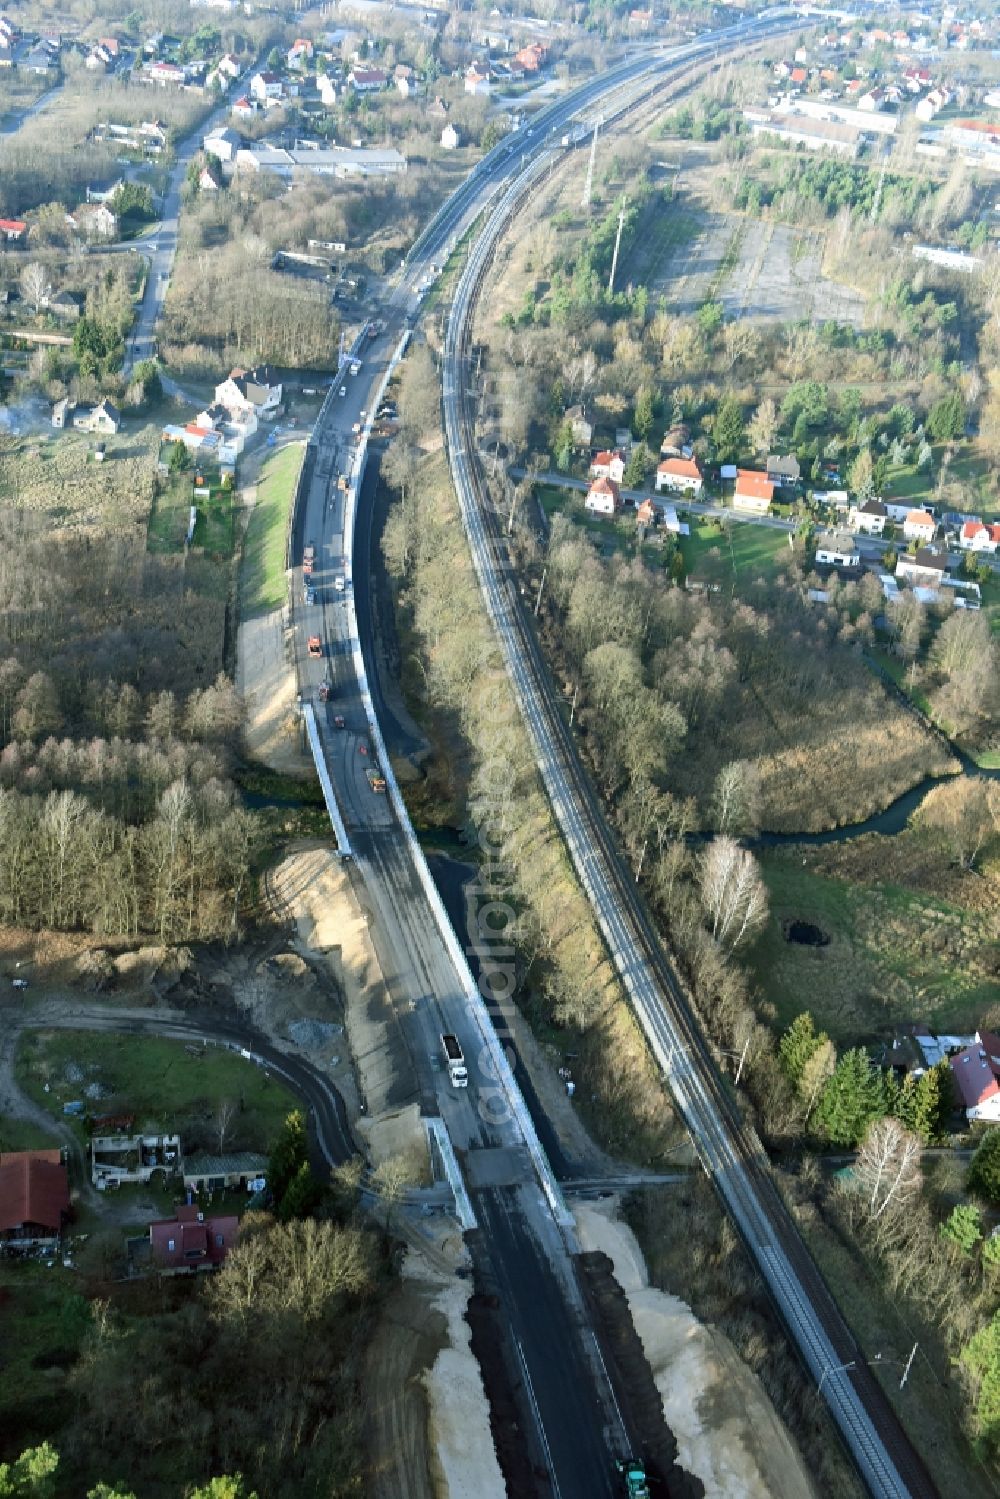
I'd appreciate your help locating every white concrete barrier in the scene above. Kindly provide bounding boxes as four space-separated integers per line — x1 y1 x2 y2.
303 702 352 858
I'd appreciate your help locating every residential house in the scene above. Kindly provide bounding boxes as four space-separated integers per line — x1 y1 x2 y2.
950 1031 1000 1122
161 422 220 456
51 397 75 428
146 59 186 86
858 86 887 112
565 404 592 447
514 42 547 73
73 399 120 434
902 508 936 543
0 1149 69 1248
916 88 949 122
766 453 801 488
655 456 703 495
884 499 930 524
586 477 621 515
636 497 658 526
47 289 82 321
24 42 55 73
733 470 774 514
287 38 313 70
86 38 120 72
149 1203 239 1273
217 52 240 81
896 546 949 586
0 219 26 243
231 94 257 120
465 65 491 97
814 531 861 567
183 1152 267 1194
203 126 241 163
849 498 888 535
250 71 283 103
441 123 461 150
660 424 691 457
68 203 119 241
215 365 282 418
429 96 449 119
789 66 807 88
317 72 338 107
348 66 387 92
958 520 1000 553
198 166 219 191
590 449 626 483
91 1133 181 1189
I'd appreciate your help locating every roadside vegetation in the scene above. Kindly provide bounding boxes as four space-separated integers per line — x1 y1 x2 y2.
240 442 303 616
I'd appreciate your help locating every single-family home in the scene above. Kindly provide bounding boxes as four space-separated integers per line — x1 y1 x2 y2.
146 59 186 86
73 398 121 434
161 422 220 455
660 424 691 457
348 66 388 92
149 1203 239 1273
203 126 241 163
215 365 282 418
586 477 620 515
51 397 76 428
902 508 936 543
514 43 547 73
814 531 861 567
199 166 219 191
858 86 886 112
67 203 119 241
590 449 626 483
950 1031 1000 1122
317 72 338 107
655 456 703 495
789 66 807 88
733 470 774 514
217 52 240 81
0 1149 70 1248
958 520 1000 553
565 404 592 447
231 94 257 120
24 42 55 73
849 498 888 535
636 497 658 526
288 38 313 70
183 1152 268 1194
896 546 949 586
91 1133 181 1188
766 453 801 489
465 65 491 97
0 218 27 243
250 71 282 103
441 123 461 150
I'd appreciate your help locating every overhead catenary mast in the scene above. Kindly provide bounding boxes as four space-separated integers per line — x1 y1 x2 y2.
581 118 599 209
608 203 626 295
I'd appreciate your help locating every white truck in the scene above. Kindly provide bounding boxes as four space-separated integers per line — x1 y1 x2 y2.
441 1033 468 1088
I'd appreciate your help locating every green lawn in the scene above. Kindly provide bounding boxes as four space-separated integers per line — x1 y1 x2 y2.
148 472 234 556
15 1031 298 1155
0 1261 92 1462
749 856 997 1042
0 1116 60 1154
680 519 790 586
241 442 304 616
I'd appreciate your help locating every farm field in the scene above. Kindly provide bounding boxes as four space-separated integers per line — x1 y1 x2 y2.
15 1030 297 1154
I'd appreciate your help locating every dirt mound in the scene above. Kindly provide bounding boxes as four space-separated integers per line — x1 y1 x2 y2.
577 1250 703 1499
75 948 116 990
465 1289 544 1498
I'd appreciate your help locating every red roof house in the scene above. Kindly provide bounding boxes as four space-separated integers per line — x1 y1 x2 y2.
656 456 703 494
0 1150 69 1243
149 1203 239 1273
585 476 621 515
589 448 626 482
733 469 774 513
950 1031 1000 1121
0 218 27 241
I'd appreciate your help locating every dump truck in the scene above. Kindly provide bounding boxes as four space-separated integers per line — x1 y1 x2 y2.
441 1033 468 1088
308 636 322 659
366 764 386 793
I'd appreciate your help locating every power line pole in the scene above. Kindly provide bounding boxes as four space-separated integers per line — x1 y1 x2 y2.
608 204 626 296
581 119 599 210
900 1343 919 1390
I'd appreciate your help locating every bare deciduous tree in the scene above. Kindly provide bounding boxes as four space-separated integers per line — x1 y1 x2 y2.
699 836 769 949
20 261 50 313
711 760 762 836
215 1096 238 1155
853 1116 923 1228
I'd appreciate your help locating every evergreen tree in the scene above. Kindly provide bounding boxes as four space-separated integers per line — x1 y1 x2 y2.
0 1444 59 1498
960 1311 1000 1459
779 1012 823 1091
267 1110 308 1207
633 385 654 442
814 1047 886 1146
895 1061 952 1145
940 1203 982 1255
713 395 744 463
969 1128 1000 1204
279 1159 322 1222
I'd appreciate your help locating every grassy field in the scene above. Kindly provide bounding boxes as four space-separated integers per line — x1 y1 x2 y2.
0 1260 92 1462
0 424 158 531
680 518 790 585
0 1115 61 1153
241 441 304 616
15 1031 298 1155
749 854 998 1040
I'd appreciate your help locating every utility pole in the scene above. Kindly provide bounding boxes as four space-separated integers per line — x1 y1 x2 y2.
507 483 521 535
569 682 578 724
581 119 599 210
608 204 626 296
734 1035 749 1088
533 566 547 615
900 1343 919 1391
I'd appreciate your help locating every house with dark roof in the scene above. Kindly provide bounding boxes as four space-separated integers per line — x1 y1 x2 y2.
149 1203 239 1273
849 497 887 535
896 546 949 587
766 453 801 488
0 1149 70 1247
214 365 282 418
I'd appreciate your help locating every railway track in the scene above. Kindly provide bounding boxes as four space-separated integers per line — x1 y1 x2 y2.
440 52 941 1499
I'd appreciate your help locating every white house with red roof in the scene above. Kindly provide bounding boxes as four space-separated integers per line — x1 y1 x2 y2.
589 449 626 483
959 520 1000 553
465 65 491 97
0 218 26 242
950 1032 1000 1121
733 469 774 514
903 508 936 543
655 456 703 495
586 477 621 515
